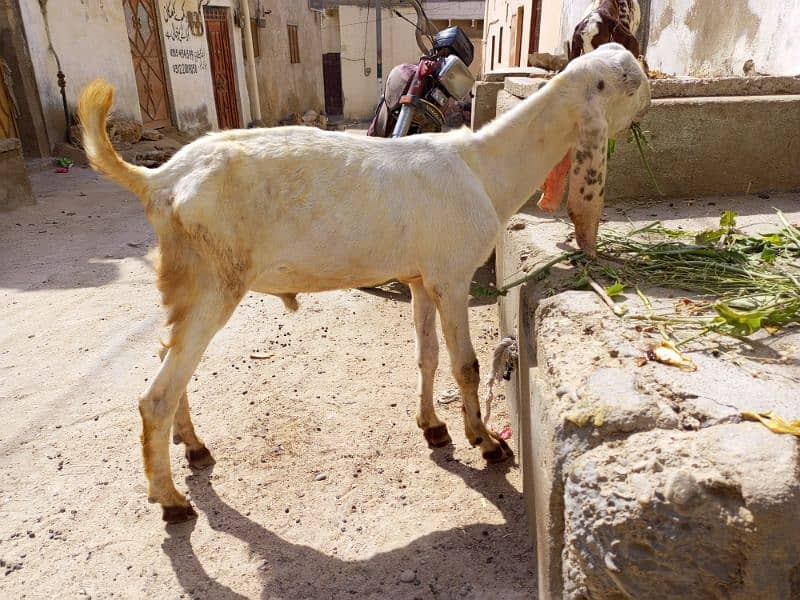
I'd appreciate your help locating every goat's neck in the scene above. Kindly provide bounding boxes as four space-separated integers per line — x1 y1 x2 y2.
461 80 578 223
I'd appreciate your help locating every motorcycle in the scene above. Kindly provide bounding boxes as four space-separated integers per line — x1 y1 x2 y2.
367 2 476 138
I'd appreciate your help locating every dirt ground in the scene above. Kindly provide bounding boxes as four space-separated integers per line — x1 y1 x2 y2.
0 165 536 599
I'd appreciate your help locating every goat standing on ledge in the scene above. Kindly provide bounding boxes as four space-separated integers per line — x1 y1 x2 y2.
79 44 650 523
569 0 643 63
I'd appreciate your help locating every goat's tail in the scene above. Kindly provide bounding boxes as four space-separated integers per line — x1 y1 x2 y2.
78 79 152 205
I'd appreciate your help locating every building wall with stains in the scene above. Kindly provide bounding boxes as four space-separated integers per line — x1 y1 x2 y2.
159 0 251 133
18 0 256 147
248 0 324 124
18 0 141 151
646 0 799 77
554 0 800 77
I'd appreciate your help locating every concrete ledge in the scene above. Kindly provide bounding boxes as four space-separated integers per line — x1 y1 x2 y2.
651 75 800 98
482 67 550 82
607 94 800 199
0 138 35 212
495 77 800 199
503 77 548 99
496 197 800 598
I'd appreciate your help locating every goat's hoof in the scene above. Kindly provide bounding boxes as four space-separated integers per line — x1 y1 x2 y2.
186 446 216 470
162 502 198 524
423 424 452 448
172 433 184 445
482 436 513 464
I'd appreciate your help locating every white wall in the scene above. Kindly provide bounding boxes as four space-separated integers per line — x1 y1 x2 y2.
321 8 341 53
339 5 423 119
554 0 800 77
19 0 141 150
646 0 800 77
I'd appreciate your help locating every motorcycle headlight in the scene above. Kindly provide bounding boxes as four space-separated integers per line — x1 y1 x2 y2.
437 55 475 100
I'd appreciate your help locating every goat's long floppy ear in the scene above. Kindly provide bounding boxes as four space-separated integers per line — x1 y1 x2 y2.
566 102 608 258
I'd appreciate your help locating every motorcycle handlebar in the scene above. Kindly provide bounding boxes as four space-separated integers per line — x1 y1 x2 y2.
406 0 436 55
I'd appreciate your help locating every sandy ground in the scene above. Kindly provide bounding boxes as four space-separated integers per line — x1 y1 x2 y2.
0 165 536 599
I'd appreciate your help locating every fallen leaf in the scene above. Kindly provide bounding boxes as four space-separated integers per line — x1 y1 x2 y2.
742 411 800 437
649 341 697 372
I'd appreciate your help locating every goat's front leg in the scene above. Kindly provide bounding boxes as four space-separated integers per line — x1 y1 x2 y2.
140 293 238 523
433 284 513 463
409 280 451 447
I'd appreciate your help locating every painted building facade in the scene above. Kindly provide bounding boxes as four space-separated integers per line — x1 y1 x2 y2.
3 0 324 156
484 0 800 77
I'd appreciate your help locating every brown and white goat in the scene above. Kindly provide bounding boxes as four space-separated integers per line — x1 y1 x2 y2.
569 0 643 63
79 43 650 523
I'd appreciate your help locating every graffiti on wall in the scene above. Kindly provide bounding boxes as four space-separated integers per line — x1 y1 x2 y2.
163 0 191 42
163 0 207 42
168 47 208 74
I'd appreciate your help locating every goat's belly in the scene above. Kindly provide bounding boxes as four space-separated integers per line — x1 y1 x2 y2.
249 263 416 294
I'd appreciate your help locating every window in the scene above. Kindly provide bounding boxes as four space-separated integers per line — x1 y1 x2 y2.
491 35 495 70
243 19 260 60
499 27 503 64
288 24 300 64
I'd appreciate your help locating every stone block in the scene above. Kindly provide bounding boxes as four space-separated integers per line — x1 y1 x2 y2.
0 138 35 211
564 424 800 599
107 118 142 144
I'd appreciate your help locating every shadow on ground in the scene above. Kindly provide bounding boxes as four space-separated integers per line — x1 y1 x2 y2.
358 261 499 308
162 449 536 599
0 167 153 291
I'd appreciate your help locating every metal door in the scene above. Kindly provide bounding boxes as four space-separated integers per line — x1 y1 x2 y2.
204 6 240 130
322 53 343 117
123 0 171 129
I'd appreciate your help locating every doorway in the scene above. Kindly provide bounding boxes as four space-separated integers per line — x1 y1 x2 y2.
529 0 543 55
512 7 524 67
204 5 241 130
322 52 344 117
123 0 172 129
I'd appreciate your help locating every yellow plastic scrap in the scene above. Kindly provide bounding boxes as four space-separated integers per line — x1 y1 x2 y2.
565 407 607 428
742 411 800 437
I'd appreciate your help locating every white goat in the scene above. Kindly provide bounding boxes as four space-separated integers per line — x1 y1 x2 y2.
79 43 650 523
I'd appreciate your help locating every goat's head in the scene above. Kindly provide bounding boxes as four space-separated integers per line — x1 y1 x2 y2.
542 43 651 256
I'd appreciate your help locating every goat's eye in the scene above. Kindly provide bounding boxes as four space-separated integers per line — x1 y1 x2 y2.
597 80 605 91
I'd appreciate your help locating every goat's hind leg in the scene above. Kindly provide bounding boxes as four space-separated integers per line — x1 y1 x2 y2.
409 280 451 448
173 391 216 469
140 293 239 523
160 345 216 470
